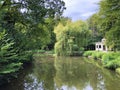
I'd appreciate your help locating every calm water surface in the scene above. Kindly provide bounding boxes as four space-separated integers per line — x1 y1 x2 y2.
0 56 120 90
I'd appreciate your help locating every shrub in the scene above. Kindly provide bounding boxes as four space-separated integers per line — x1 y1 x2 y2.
102 53 120 69
104 59 120 69
79 47 84 51
84 51 120 70
116 68 120 74
91 52 98 59
73 44 79 51
96 52 105 59
102 54 111 65
37 50 46 53
83 51 93 57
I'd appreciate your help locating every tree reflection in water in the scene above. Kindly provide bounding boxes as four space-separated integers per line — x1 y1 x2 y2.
1 56 120 90
54 57 99 90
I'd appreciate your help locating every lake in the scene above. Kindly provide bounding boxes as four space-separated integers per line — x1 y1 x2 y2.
0 55 120 90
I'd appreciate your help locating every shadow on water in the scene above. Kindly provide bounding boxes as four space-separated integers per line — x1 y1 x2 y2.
0 62 34 90
0 55 120 90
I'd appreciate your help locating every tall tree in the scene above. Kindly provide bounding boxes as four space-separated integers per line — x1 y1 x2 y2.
0 0 65 84
54 20 91 56
99 0 120 50
87 13 102 44
0 0 66 50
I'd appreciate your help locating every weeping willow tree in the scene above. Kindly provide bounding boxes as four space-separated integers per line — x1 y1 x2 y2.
54 20 91 56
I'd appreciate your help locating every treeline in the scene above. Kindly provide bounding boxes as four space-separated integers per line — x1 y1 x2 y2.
0 0 65 85
87 0 120 50
54 0 120 56
84 0 120 73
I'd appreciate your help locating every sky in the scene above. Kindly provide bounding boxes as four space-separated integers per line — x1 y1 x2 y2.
63 0 100 21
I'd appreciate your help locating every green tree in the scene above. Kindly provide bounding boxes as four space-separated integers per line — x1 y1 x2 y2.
54 20 91 56
87 13 103 44
0 0 66 50
0 31 22 84
99 0 120 50
0 0 65 84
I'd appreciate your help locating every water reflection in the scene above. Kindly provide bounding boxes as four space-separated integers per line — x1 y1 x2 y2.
54 57 104 90
24 56 56 90
0 56 120 90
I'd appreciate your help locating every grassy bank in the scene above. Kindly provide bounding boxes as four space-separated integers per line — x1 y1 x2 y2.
83 51 120 74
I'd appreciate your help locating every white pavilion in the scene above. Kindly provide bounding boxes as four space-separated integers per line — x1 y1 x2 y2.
95 38 108 51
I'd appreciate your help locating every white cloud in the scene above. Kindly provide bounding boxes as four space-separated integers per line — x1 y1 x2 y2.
63 0 100 21
81 11 96 17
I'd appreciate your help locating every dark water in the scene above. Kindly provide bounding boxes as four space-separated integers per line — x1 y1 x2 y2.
0 56 120 90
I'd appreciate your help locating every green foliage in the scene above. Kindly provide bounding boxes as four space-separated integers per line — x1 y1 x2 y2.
102 52 120 69
105 26 120 50
54 20 91 56
32 50 46 53
79 47 84 51
73 44 79 51
0 31 17 64
83 51 94 57
99 0 120 50
83 51 105 59
84 51 120 70
0 0 66 50
96 52 105 58
87 14 103 44
104 60 120 69
87 0 120 51
0 31 22 84
0 63 22 74
116 68 120 74
0 0 65 85
102 53 114 65
91 52 98 59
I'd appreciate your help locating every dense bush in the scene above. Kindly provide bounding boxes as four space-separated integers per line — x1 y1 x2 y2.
116 68 120 74
83 51 120 70
83 51 93 57
96 52 105 58
84 51 104 59
102 53 120 69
